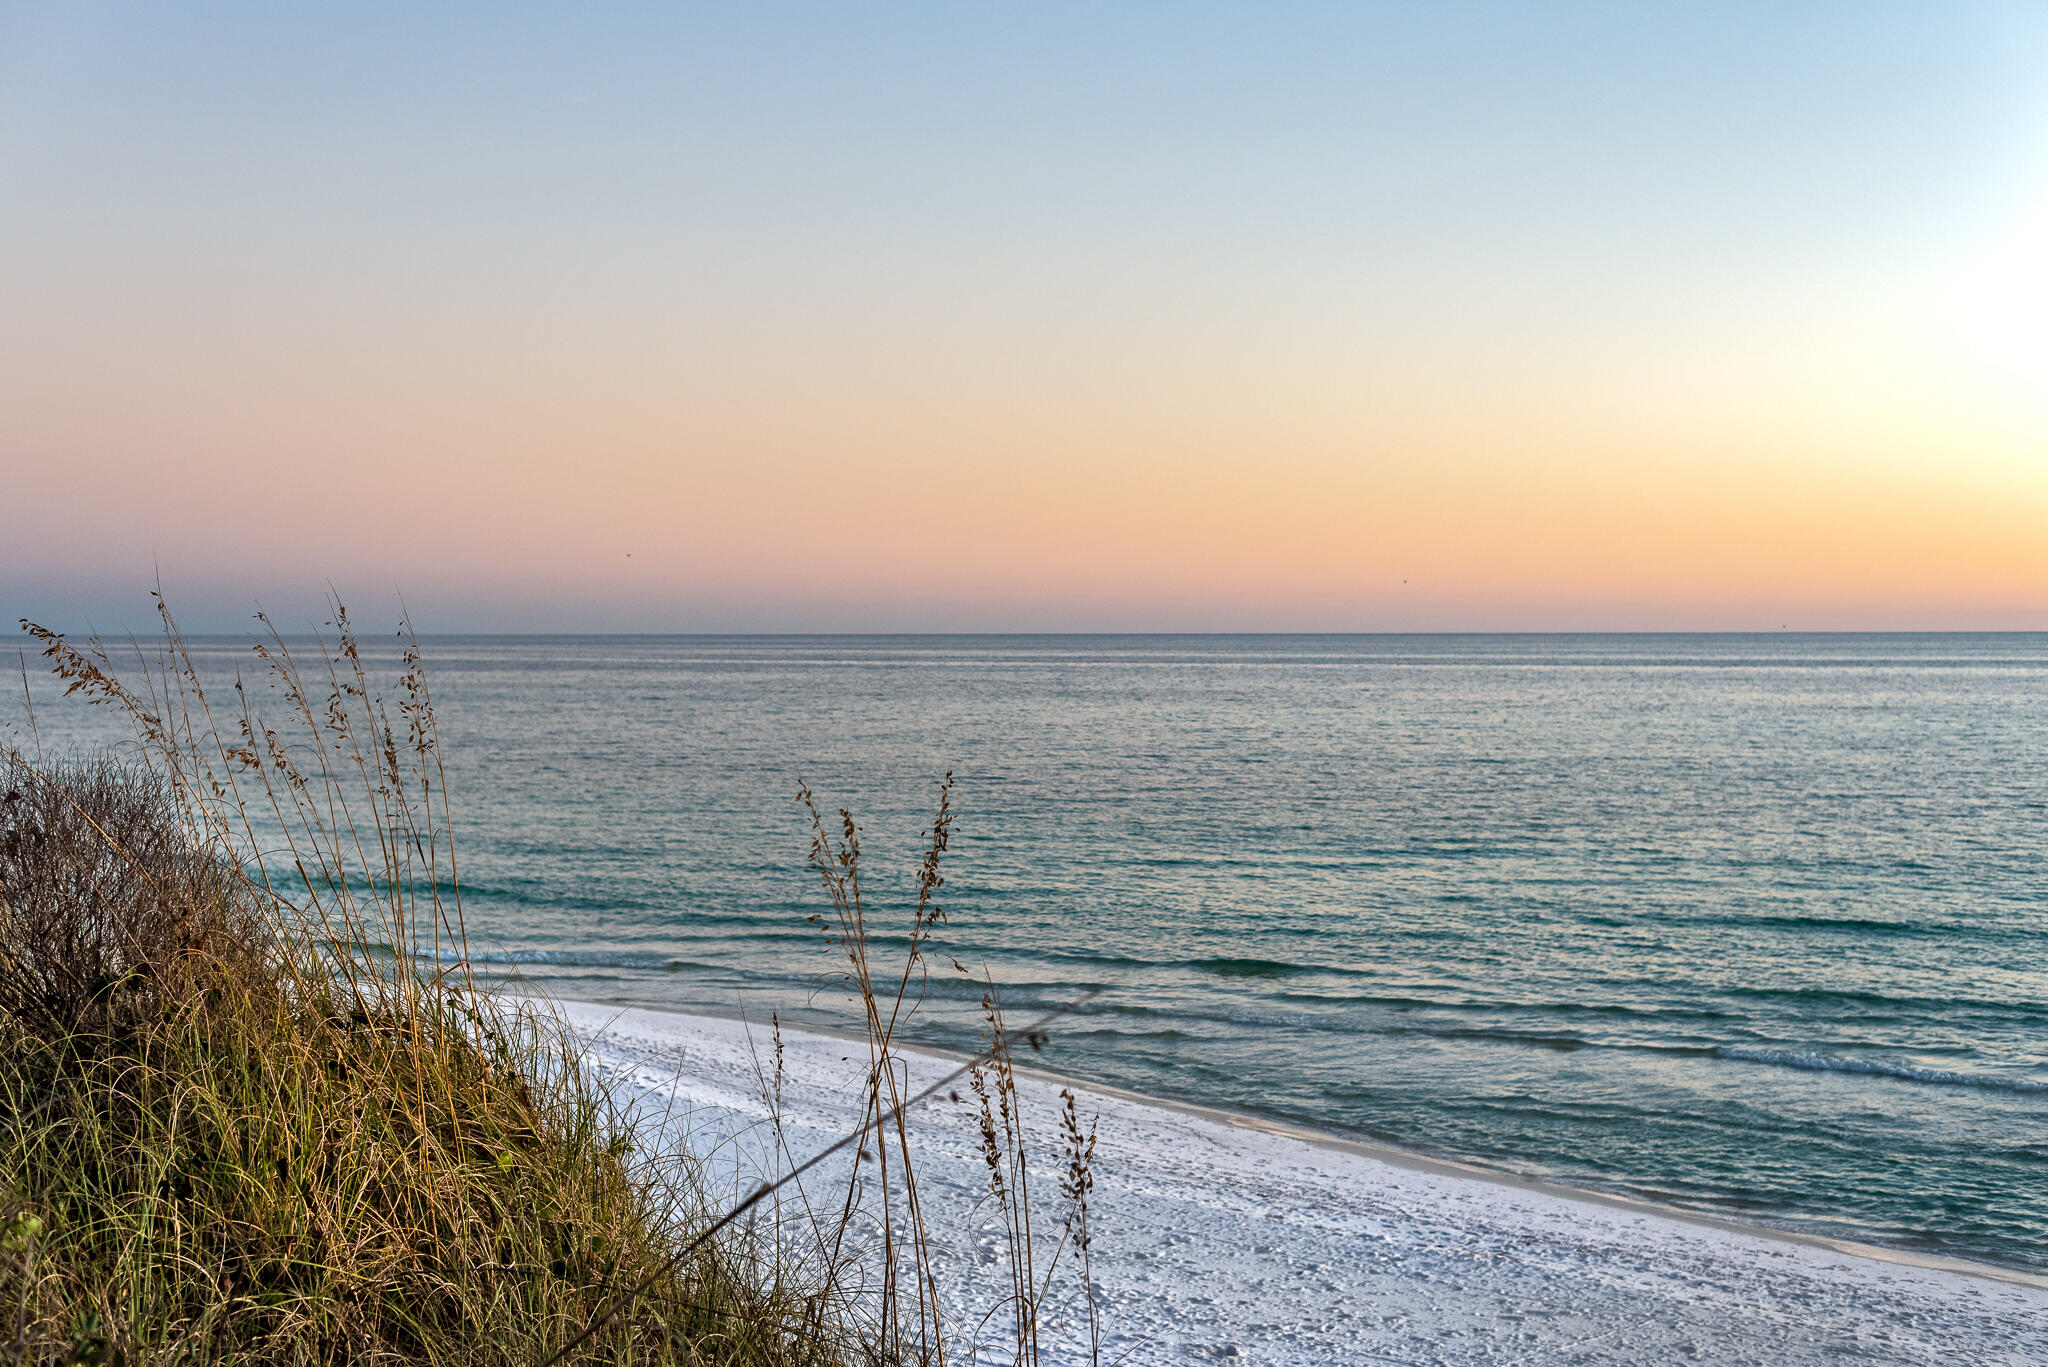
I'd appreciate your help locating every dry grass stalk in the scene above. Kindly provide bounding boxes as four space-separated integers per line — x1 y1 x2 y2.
788 781 1104 1367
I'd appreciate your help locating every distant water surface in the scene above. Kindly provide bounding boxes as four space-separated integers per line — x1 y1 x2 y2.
12 634 2048 1269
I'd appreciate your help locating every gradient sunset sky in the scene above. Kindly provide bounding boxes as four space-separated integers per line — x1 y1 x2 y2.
5 3 2046 632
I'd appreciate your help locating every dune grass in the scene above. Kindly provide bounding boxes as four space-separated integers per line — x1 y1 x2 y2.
1 600 1101 1366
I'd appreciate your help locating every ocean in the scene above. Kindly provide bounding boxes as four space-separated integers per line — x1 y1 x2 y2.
11 633 2046 1270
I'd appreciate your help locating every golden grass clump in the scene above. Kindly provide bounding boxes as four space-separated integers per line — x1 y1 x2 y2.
0 603 851 1365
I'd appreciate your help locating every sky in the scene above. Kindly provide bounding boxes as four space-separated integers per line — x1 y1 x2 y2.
4 2 2047 633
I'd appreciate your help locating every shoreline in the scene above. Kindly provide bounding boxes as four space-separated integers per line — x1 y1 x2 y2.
533 992 2046 1293
541 994 2048 1364
557 996 2048 1367
1073 1072 2048 1293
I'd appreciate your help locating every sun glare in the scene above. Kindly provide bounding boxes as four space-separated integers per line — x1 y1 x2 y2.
1941 190 2048 413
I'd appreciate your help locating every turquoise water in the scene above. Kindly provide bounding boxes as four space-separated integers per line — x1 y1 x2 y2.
12 634 2048 1268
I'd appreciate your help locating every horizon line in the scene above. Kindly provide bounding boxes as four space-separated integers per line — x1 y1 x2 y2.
141 627 2048 640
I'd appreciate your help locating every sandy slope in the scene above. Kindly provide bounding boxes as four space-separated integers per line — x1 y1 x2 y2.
553 1000 2048 1367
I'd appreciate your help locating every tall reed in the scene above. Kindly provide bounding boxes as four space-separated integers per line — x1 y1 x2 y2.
784 782 1105 1367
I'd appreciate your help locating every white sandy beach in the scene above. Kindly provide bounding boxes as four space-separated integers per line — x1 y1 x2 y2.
554 1000 2048 1367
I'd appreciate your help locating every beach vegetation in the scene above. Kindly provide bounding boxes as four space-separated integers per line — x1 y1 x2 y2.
0 599 1100 1365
